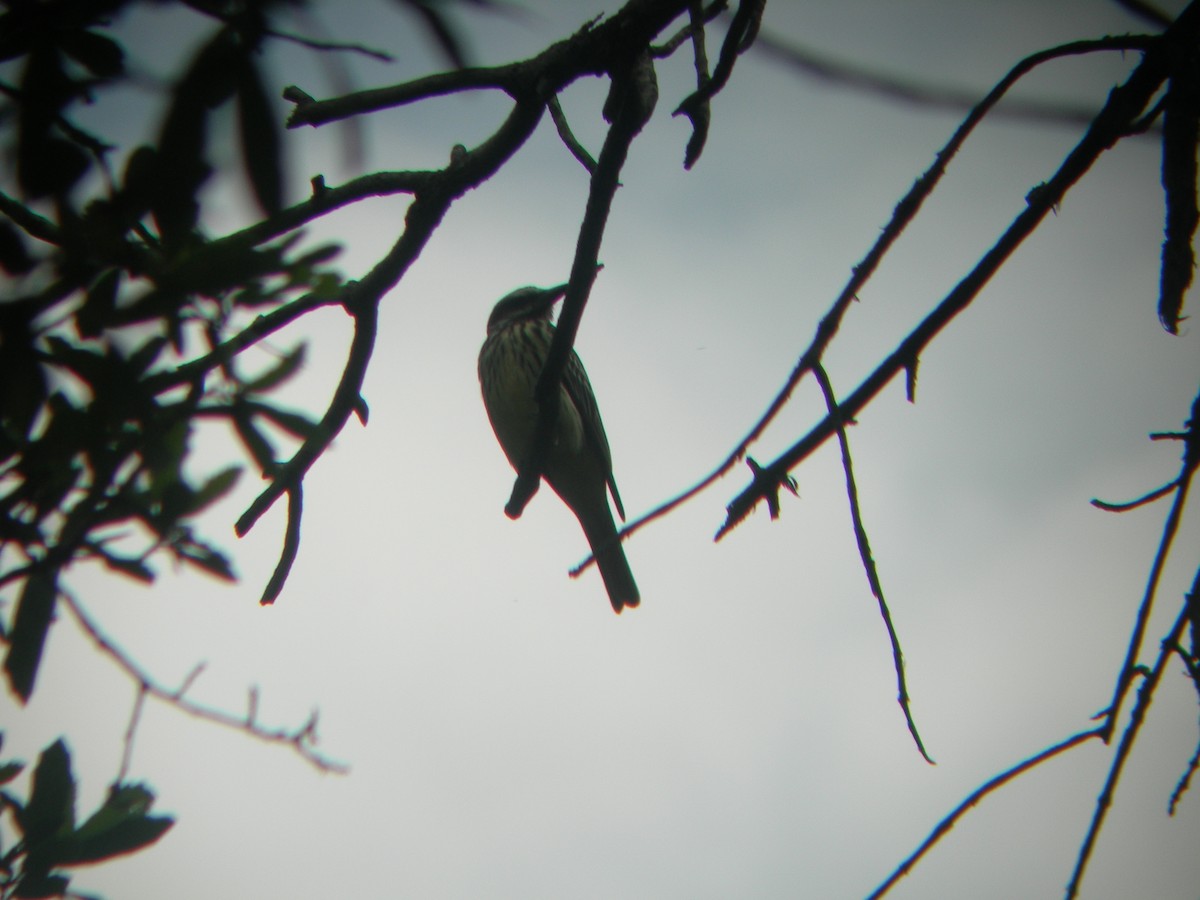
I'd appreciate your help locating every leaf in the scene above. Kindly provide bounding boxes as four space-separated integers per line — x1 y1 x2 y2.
173 536 236 582
3 573 58 703
18 740 75 844
13 871 70 898
0 220 36 275
54 784 173 866
78 268 120 338
243 345 306 395
17 47 91 197
0 761 26 785
250 404 319 440
236 56 284 216
60 29 125 78
232 407 277 473
126 335 170 375
187 466 242 515
0 315 48 440
95 550 155 584
154 27 242 248
399 0 471 69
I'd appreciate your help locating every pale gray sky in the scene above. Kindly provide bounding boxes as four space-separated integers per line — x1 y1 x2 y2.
4 2 1199 898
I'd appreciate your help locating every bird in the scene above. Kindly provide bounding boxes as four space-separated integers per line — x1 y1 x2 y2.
478 283 640 613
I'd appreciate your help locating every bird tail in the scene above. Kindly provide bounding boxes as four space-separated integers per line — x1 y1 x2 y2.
579 509 640 614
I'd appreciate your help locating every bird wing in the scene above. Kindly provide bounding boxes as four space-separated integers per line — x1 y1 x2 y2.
563 348 625 521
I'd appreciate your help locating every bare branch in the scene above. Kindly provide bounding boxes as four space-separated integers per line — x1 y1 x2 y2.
60 589 348 774
1091 479 1178 511
719 28 1190 538
602 35 1161 553
814 363 933 764
1068 567 1200 898
869 727 1105 899
1101 387 1200 739
506 49 658 519
751 31 1156 131
547 95 597 173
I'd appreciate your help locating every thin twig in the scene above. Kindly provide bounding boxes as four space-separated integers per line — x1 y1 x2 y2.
1091 478 1178 511
115 685 148 786
813 363 933 764
59 589 348 773
596 36 1156 556
868 727 1105 899
1101 387 1199 740
547 95 597 173
1067 570 1200 898
266 27 394 62
719 30 1189 538
751 31 1156 132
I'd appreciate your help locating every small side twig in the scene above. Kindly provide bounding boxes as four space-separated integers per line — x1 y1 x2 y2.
1101 387 1199 740
547 95 597 173
814 363 933 764
115 685 148 786
60 589 348 773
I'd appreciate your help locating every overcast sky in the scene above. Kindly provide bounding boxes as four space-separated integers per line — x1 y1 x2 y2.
5 1 1200 898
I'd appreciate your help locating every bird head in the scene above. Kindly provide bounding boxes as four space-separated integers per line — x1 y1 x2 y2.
486 283 568 333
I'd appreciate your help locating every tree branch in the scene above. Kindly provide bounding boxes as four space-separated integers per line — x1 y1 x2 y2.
813 363 933 764
60 589 347 773
719 22 1193 537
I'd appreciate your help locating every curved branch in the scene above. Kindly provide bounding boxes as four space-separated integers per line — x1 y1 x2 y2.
814 364 933 764
869 727 1105 899
60 588 347 773
719 25 1190 537
606 35 1162 551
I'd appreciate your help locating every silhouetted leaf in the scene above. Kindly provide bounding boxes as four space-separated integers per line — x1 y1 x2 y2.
18 740 75 844
250 403 319 440
2 573 58 703
154 26 243 248
397 0 471 69
243 345 306 394
1160 73 1198 334
236 56 283 215
17 46 89 197
55 784 173 865
0 760 26 785
187 466 242 514
0 220 36 274
60 29 124 78
126 335 169 375
78 268 120 338
13 871 70 899
0 315 48 439
97 551 156 584
233 406 277 472
173 535 236 581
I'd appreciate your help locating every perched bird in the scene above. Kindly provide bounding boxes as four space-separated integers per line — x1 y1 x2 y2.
478 284 640 613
